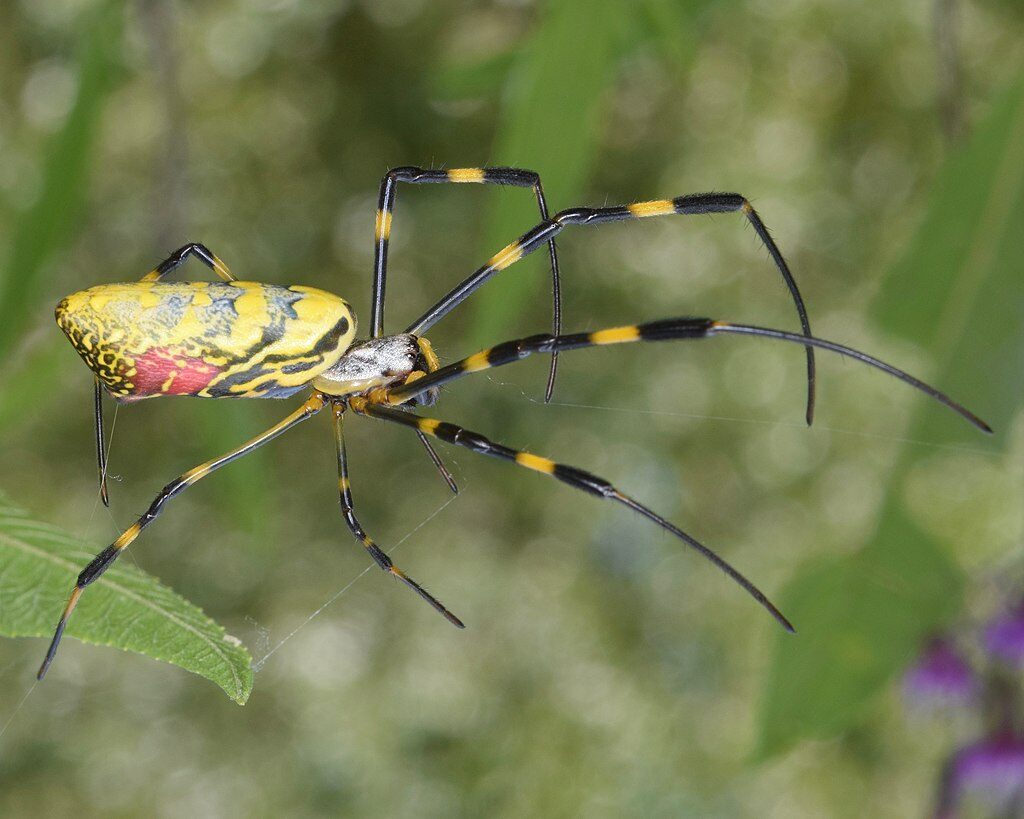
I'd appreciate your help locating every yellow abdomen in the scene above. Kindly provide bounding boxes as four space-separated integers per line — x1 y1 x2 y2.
56 281 356 400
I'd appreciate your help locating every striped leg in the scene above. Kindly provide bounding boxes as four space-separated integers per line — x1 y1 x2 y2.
331 405 463 627
349 398 794 632
372 166 562 400
384 320 990 433
37 394 327 680
141 242 235 282
406 194 818 425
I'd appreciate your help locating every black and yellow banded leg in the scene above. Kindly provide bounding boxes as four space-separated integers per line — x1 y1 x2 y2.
406 193 817 424
141 242 235 282
331 405 463 627
349 398 794 632
372 166 563 401
385 320 990 433
37 393 327 680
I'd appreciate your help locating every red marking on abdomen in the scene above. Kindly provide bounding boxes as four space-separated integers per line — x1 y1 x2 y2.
132 348 219 396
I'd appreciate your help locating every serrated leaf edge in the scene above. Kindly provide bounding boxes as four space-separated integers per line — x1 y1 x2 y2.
0 525 248 703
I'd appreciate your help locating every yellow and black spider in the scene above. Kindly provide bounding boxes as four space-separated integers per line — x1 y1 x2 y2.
38 166 991 680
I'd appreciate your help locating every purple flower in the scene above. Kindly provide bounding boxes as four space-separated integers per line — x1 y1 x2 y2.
936 732 1024 816
983 602 1024 667
904 637 977 708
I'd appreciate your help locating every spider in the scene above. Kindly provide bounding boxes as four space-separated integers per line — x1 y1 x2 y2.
38 166 991 679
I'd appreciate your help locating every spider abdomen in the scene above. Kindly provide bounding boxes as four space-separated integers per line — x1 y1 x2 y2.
56 281 356 401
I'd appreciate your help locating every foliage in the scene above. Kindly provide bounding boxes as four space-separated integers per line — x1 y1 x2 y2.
757 79 1024 758
0 492 252 703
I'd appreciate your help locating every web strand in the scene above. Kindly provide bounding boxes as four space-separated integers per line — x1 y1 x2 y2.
0 680 38 744
252 493 459 673
500 376 997 457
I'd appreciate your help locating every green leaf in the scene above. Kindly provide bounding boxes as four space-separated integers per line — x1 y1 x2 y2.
874 82 1024 438
0 492 253 705
757 524 965 754
756 78 1024 759
0 1 121 358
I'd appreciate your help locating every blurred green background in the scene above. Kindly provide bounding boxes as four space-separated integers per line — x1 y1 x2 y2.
0 0 1021 816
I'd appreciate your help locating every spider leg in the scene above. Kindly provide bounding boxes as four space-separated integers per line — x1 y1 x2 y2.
373 168 556 488
384 319 991 434
372 166 561 400
350 398 794 633
141 242 235 282
331 405 463 627
415 430 459 494
37 393 327 681
406 195 817 424
407 336 458 493
93 377 109 507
